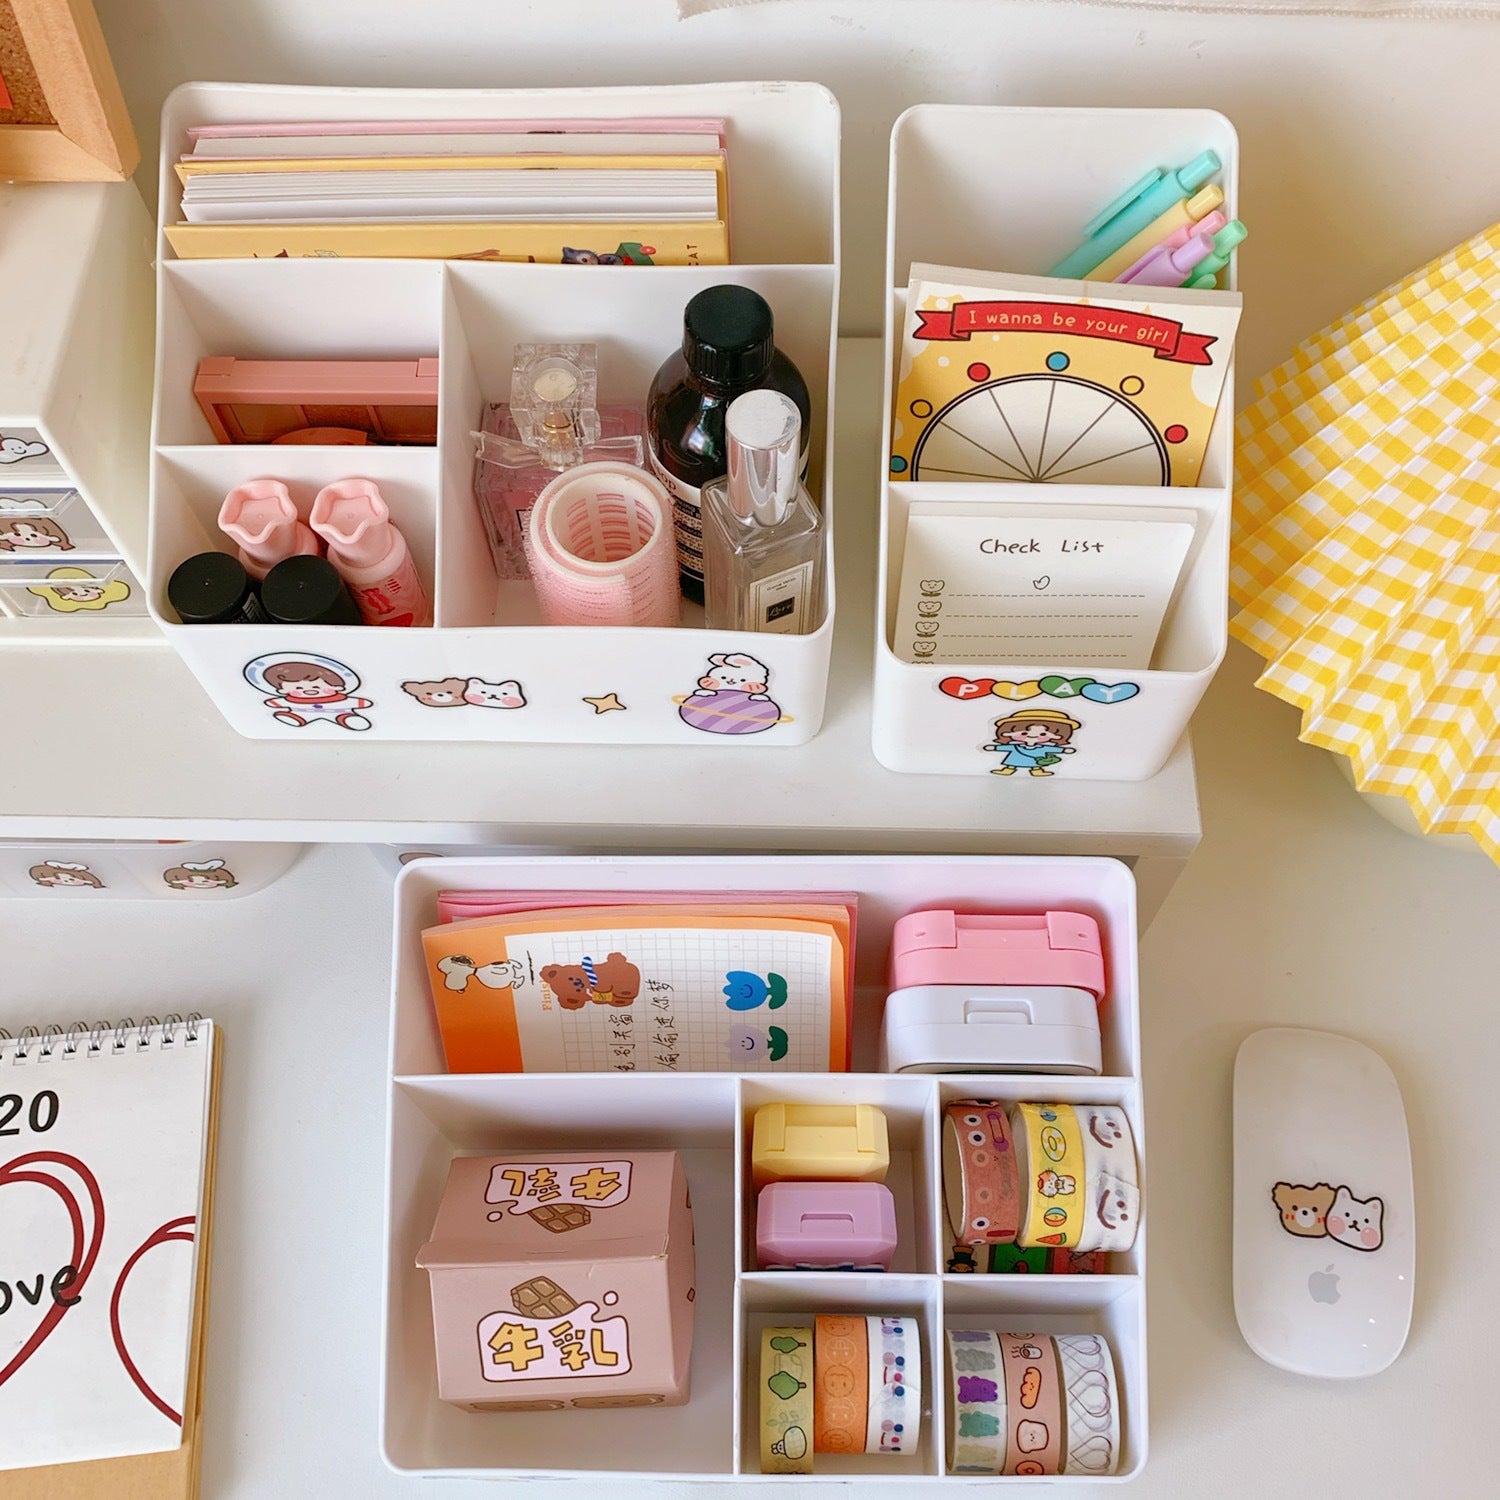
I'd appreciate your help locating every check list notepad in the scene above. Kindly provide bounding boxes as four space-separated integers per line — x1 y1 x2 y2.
894 504 1196 669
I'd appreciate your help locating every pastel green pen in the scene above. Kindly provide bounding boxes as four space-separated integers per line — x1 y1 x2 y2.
1182 219 1247 285
1050 149 1222 280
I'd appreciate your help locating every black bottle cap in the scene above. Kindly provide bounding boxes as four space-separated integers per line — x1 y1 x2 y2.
681 284 775 390
260 555 361 626
167 551 265 624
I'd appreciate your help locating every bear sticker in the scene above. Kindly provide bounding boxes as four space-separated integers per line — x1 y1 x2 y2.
1273 1181 1383 1251
540 953 641 1010
402 675 526 710
1271 1182 1336 1238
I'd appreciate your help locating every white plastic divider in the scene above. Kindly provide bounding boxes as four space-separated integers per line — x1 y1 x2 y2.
873 106 1240 780
147 82 841 745
383 854 1146 1482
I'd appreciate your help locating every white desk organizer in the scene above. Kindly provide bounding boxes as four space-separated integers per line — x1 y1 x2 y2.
148 82 839 744
385 854 1146 1482
874 107 1238 780
0 182 155 643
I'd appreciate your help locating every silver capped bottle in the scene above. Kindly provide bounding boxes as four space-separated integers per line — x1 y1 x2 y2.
701 389 823 635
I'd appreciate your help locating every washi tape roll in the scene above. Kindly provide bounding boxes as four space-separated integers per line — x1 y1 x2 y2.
945 1329 1005 1474
1075 1104 1141 1253
1056 1332 1121 1475
760 1325 814 1474
999 1332 1063 1476
814 1315 868 1454
864 1314 921 1455
943 1100 1021 1246
1011 1103 1086 1248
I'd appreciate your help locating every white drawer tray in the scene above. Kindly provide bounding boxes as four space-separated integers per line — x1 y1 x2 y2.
383 854 1146 1482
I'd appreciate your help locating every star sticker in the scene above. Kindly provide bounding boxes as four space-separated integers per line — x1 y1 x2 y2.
582 693 627 714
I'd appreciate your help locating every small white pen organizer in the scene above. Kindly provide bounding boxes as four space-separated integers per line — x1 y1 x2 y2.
148 82 839 744
874 107 1238 780
384 854 1147 1482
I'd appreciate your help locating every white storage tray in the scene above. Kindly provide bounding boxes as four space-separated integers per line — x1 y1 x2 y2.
874 106 1238 781
384 854 1146 1482
147 82 840 746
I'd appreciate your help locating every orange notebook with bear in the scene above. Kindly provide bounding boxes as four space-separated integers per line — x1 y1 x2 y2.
422 904 851 1074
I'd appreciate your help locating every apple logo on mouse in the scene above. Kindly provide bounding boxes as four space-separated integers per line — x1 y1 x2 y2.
1308 1264 1341 1305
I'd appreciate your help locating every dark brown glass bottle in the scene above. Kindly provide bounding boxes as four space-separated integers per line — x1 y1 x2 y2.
647 285 811 604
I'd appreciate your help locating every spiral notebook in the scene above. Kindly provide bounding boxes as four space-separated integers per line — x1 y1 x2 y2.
0 1017 221 1497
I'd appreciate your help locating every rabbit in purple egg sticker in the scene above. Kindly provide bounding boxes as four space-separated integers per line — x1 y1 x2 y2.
677 651 790 736
244 651 373 731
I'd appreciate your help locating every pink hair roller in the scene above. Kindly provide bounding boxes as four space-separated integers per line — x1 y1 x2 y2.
526 462 680 628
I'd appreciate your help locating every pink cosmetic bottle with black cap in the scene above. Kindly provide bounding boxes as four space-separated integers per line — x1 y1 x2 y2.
310 478 432 627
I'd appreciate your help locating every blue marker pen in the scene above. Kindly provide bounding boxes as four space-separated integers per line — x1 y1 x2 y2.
1050 150 1222 281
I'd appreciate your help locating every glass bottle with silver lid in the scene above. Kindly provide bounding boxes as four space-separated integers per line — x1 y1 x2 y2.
701 388 823 635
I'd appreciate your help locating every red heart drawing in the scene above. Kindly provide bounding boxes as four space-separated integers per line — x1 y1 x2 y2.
939 676 997 701
111 1216 195 1424
0 1152 105 1388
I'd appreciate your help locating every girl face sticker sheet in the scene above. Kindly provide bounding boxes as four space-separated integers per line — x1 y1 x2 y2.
890 264 1241 490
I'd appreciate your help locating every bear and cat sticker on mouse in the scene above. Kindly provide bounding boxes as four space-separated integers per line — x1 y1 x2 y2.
1272 1180 1384 1253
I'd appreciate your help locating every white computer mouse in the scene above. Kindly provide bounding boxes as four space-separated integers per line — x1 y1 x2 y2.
1233 1027 1414 1379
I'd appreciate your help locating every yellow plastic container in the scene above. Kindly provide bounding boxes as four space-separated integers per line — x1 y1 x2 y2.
750 1102 889 1185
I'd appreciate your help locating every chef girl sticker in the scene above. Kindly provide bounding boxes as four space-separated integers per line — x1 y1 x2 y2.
162 859 238 892
243 652 373 731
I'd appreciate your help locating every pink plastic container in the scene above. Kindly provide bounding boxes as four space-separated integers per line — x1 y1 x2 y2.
889 909 1105 998
755 1181 898 1271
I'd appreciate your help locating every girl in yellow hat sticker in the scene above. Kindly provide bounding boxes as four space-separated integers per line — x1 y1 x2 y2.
984 709 1080 776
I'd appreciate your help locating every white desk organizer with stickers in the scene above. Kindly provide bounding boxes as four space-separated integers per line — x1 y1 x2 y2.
874 107 1239 780
383 853 1147 1482
146 82 838 744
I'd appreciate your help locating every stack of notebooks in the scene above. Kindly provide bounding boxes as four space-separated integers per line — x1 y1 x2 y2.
164 118 731 263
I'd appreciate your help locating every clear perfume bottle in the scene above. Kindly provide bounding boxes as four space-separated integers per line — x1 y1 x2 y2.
472 342 644 579
701 389 823 635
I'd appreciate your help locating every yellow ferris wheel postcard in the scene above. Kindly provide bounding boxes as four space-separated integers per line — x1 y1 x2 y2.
891 264 1241 489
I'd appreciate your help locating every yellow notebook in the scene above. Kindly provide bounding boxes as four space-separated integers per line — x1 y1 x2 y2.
163 218 728 264
0 1019 222 1499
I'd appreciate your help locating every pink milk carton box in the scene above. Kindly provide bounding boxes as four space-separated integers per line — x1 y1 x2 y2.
416 1149 695 1410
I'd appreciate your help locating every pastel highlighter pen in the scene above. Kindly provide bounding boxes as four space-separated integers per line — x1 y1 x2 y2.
218 478 321 579
310 478 432 627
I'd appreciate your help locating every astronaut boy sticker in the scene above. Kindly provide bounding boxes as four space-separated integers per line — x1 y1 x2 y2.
244 652 373 731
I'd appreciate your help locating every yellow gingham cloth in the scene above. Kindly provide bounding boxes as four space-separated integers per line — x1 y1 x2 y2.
1231 222 1500 861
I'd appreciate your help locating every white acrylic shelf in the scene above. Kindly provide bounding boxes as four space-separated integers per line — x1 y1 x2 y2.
383 853 1146 1482
874 107 1239 781
148 81 840 746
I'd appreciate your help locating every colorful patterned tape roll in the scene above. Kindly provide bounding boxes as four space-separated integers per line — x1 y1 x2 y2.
864 1314 921 1455
946 1328 1006 1474
759 1325 814 1474
942 1099 1020 1246
813 1315 868 1453
1011 1102 1087 1249
1075 1104 1140 1254
945 1329 1121 1476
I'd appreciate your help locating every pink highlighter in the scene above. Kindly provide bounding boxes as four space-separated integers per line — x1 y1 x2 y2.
310 478 432 627
218 479 322 580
